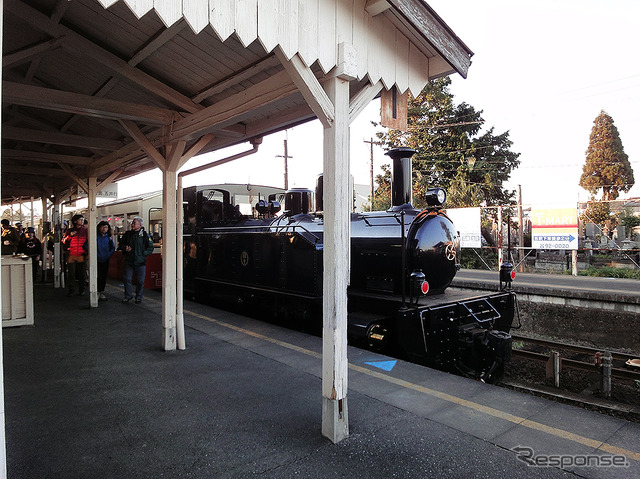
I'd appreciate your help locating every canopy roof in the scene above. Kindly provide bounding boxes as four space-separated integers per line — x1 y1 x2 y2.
2 0 472 204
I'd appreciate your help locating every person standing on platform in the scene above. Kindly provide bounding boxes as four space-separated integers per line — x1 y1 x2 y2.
96 221 116 301
17 227 42 281
119 216 154 304
1 219 20 255
62 214 88 296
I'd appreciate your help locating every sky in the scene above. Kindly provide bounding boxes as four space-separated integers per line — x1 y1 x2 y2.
117 0 640 209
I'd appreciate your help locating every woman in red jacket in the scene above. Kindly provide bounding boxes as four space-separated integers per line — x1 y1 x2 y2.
62 214 88 296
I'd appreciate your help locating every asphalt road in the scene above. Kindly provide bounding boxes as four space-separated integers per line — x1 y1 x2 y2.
453 268 640 299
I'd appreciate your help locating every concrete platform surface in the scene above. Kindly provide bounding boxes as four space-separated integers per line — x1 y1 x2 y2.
3 282 639 478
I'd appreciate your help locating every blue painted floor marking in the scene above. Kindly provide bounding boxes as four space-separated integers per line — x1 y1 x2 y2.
364 360 397 371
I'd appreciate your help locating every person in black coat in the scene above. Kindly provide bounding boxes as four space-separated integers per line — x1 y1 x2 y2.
17 227 42 281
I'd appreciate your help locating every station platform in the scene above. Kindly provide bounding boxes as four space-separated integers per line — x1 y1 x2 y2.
3 282 640 478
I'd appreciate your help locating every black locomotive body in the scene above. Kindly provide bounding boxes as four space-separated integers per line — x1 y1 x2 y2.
183 148 516 383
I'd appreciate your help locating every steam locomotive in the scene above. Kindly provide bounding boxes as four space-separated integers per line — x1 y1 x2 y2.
183 147 516 383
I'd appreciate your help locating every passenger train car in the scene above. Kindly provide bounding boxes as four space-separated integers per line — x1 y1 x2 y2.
182 148 517 383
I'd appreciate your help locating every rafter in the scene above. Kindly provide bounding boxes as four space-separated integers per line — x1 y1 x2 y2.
3 37 65 69
4 82 178 126
3 126 124 151
2 149 93 166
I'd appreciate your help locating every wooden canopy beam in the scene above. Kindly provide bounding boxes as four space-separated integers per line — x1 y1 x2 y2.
2 126 123 151
3 82 178 126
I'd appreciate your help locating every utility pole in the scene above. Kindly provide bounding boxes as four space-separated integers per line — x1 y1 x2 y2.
518 185 524 272
363 138 377 211
276 138 293 190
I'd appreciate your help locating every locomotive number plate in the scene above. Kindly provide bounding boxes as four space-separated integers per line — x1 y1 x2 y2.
240 250 249 266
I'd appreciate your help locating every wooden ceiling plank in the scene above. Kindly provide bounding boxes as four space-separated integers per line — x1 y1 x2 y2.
5 0 202 114
60 20 188 133
3 81 178 126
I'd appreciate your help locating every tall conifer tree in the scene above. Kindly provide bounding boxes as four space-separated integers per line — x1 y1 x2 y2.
580 110 634 201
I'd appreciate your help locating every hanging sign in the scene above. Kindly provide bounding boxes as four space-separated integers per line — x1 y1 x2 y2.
531 206 579 250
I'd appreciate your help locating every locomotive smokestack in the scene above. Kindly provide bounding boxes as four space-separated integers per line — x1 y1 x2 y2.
385 147 416 209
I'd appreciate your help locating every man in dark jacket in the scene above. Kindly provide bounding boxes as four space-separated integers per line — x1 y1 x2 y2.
119 216 154 304
1 219 20 255
17 227 42 281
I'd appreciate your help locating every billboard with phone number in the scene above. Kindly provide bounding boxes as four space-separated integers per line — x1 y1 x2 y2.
531 207 579 250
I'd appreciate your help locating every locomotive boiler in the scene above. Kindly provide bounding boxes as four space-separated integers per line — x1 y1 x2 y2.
183 147 516 383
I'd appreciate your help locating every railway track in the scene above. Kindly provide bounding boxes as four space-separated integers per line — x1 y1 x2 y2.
510 334 640 381
502 333 640 420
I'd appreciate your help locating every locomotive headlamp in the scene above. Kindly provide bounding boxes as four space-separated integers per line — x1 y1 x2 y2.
425 188 447 206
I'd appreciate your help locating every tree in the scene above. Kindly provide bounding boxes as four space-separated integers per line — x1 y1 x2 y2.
373 78 520 210
580 198 611 228
580 110 634 201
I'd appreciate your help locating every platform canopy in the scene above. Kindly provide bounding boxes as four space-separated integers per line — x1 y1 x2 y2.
1 0 472 203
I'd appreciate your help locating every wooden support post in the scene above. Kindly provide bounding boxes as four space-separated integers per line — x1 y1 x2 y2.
176 176 186 350
162 168 178 351
321 75 350 443
88 177 98 307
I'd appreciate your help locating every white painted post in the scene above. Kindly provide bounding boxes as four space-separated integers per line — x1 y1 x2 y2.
321 74 350 443
176 176 186 350
162 169 177 351
0 15 7 471
571 250 578 276
88 177 98 307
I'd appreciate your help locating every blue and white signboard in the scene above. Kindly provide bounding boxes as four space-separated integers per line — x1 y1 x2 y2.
445 207 482 248
531 207 579 250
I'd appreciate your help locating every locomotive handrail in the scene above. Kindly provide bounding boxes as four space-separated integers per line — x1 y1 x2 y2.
459 298 501 326
360 212 410 228
270 224 321 244
196 223 321 244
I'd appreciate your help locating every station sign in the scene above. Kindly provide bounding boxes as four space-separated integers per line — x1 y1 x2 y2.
445 207 481 248
77 183 118 199
531 206 579 250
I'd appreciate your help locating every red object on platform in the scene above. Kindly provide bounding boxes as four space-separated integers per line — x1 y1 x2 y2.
107 251 162 290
